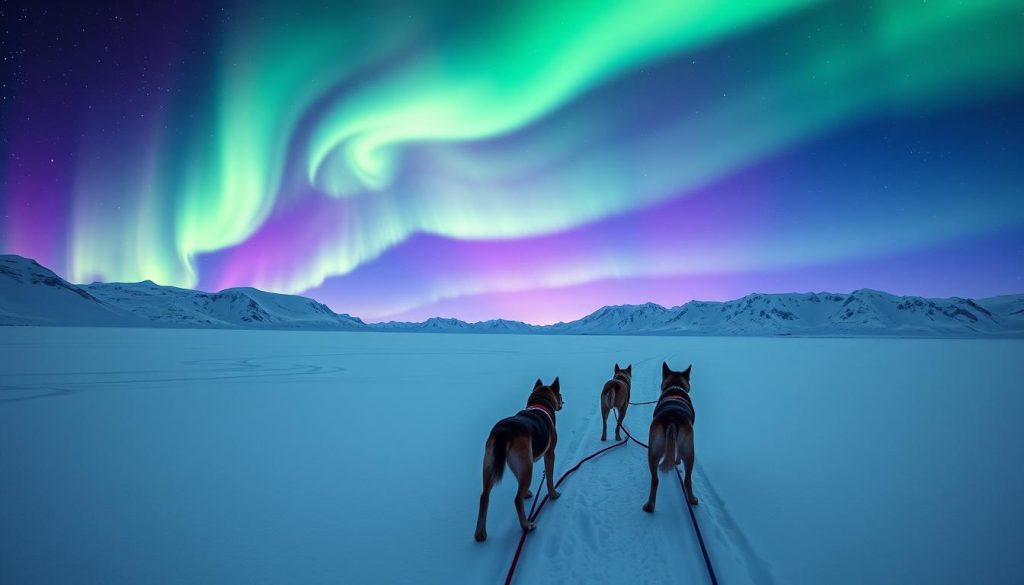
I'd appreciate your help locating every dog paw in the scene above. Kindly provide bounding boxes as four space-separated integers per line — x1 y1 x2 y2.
525 490 533 499
688 495 699 505
600 435 606 441
549 490 561 500
474 530 487 542
615 434 622 441
642 502 654 513
522 521 535 532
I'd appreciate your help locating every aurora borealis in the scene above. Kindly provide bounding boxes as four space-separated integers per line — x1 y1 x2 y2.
3 1 1023 323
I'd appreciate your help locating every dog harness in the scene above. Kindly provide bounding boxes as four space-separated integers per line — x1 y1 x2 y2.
526 403 554 427
516 403 554 455
654 385 695 424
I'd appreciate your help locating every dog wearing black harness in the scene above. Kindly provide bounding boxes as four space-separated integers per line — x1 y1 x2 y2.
643 362 698 512
475 378 563 542
600 363 632 441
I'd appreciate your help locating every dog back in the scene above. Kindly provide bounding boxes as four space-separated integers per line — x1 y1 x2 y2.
652 387 694 426
512 408 552 454
492 391 557 456
605 375 630 398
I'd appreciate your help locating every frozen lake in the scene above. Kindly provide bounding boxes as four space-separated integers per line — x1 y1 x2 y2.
2 328 1023 584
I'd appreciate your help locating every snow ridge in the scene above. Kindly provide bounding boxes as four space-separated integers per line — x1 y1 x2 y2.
0 255 365 330
1 255 1022 336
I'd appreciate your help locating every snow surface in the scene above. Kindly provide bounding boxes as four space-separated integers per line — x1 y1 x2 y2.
2 328 1023 584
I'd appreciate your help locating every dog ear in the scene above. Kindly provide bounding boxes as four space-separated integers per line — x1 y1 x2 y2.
614 363 620 373
551 377 560 393
682 365 692 380
534 378 543 390
662 361 671 379
626 364 632 374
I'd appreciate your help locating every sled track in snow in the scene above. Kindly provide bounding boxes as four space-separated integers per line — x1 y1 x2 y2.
0 354 348 403
501 352 776 585
503 352 720 585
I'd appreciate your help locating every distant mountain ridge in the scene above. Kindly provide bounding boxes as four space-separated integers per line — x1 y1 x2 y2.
86 280 365 330
2 254 1022 337
0 255 365 331
541 290 1024 337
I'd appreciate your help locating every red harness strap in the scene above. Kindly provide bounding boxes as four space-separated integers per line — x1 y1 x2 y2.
526 403 554 426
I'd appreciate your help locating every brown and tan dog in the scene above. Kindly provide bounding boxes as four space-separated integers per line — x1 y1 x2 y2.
475 378 563 542
600 363 631 441
643 362 698 513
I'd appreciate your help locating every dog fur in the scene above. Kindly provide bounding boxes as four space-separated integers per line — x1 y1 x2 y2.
643 362 698 512
600 363 632 441
475 378 563 542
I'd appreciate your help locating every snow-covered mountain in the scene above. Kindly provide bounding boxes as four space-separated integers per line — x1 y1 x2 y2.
375 317 539 333
0 256 136 326
378 290 1024 337
84 281 367 330
2 254 1022 336
374 317 478 332
0 255 365 330
545 302 673 335
544 290 1024 337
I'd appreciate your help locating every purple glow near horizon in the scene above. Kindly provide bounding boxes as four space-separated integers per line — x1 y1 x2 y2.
3 3 1023 324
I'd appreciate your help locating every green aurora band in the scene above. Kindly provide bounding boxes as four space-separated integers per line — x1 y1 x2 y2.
62 0 1024 302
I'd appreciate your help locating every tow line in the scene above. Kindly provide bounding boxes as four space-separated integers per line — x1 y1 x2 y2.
502 407 719 585
502 438 628 585
619 421 719 585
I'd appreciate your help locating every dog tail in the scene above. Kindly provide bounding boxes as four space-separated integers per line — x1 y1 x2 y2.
487 427 512 484
660 423 679 471
604 383 617 412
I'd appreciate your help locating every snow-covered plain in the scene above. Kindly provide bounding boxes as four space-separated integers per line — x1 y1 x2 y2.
1 328 1022 584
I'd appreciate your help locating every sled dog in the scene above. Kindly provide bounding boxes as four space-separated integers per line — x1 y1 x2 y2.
643 362 698 512
600 363 632 441
475 378 563 542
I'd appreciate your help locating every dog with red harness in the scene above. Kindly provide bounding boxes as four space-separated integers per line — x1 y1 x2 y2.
475 378 563 542
643 362 698 513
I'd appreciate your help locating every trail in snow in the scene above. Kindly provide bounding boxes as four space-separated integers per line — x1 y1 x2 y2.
510 353 753 585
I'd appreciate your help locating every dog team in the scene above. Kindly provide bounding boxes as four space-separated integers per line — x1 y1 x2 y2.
474 361 697 542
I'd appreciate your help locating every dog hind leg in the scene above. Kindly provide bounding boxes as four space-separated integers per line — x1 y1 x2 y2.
643 424 664 512
600 387 613 441
475 437 496 541
680 426 698 505
507 439 535 532
615 400 627 441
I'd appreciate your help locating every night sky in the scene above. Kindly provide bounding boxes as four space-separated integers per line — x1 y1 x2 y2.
2 1 1023 324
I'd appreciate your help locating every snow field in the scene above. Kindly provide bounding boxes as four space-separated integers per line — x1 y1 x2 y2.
1 328 1022 584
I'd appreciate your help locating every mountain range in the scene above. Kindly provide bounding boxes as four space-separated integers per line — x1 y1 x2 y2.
2 254 1022 337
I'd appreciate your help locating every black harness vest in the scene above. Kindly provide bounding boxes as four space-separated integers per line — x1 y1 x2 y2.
653 386 695 425
514 406 553 456
494 390 557 457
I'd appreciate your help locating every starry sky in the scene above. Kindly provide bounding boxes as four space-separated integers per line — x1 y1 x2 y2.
2 1 1023 324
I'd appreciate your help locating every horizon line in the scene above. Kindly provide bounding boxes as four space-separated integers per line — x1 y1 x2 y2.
4 253 1022 327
